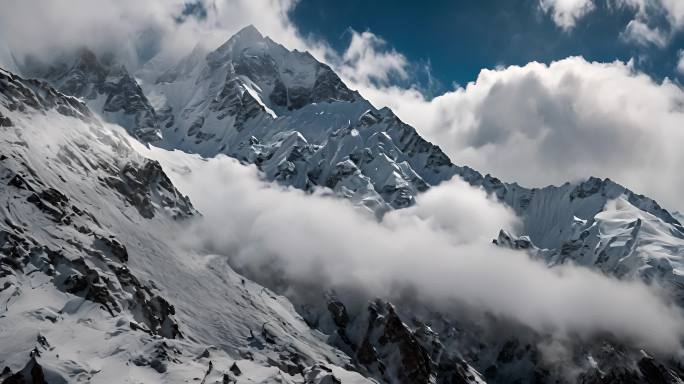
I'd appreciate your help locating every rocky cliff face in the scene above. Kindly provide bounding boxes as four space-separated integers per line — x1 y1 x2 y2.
139 26 458 213
0 69 374 384
3 24 684 384
22 49 162 142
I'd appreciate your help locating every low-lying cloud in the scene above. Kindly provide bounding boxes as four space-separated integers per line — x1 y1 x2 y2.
143 146 684 355
355 57 684 212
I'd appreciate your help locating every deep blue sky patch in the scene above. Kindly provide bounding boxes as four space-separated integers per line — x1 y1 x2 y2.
290 0 684 92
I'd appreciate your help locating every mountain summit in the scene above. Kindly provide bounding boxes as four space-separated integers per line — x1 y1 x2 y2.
2 25 684 384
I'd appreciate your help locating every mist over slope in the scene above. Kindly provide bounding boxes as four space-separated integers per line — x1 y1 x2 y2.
139 145 684 356
1 13 684 384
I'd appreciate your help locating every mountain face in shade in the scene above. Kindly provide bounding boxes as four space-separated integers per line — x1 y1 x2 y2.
2 25 684 384
22 48 163 142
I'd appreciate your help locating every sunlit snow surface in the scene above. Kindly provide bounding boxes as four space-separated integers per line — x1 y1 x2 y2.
0 105 372 383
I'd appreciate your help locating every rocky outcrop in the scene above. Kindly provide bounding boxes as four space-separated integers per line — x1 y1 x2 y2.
0 67 92 121
1 65 375 384
1 154 183 338
22 49 162 142
323 299 485 384
101 160 196 219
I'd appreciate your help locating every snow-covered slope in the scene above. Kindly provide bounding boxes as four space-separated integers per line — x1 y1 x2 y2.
465 170 684 305
145 25 684 298
138 25 457 213
0 68 379 383
4 24 684 384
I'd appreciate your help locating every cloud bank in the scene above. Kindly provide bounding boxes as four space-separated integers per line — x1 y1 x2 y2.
142 146 684 355
353 57 684 212
3 0 683 355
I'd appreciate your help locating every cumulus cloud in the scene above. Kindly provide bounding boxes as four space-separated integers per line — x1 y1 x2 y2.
338 30 409 86
352 57 684 212
0 0 329 71
539 0 596 30
614 0 683 47
621 19 668 46
2 1 681 217
140 146 684 354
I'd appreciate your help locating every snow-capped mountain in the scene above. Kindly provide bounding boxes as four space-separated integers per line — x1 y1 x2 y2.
142 26 454 213
145 25 683 300
0 68 381 384
471 171 684 305
3 24 684 384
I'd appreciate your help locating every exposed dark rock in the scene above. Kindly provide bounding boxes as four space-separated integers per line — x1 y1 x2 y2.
1 356 46 384
93 234 128 262
356 338 378 366
0 68 92 121
22 49 161 142
113 264 182 339
327 301 349 329
0 111 12 127
229 362 242 376
102 160 196 219
26 188 70 223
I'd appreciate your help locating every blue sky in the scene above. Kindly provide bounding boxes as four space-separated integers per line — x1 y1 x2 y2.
290 0 684 94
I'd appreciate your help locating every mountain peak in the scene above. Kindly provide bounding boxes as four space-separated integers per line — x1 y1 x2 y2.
226 24 265 48
233 24 263 41
211 24 268 61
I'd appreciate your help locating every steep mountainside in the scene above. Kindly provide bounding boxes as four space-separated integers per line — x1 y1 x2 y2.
141 25 458 213
148 26 684 298
4 24 684 384
26 26 683 291
0 68 385 384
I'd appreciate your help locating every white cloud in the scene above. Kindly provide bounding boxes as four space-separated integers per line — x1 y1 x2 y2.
612 0 684 47
619 0 684 29
142 146 684 355
0 0 184 68
2 0 684 361
338 30 409 86
352 57 684 212
539 0 596 30
661 0 684 28
677 49 684 74
0 0 328 71
538 0 684 47
621 19 668 46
